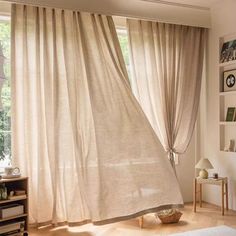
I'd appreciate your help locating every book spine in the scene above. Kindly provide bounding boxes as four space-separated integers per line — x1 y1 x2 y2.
1 229 20 236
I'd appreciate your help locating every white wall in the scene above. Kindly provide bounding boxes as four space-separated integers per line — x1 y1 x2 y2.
176 136 196 203
202 0 236 210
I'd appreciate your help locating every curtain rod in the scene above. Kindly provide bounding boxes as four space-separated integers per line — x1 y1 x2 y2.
2 0 210 11
0 0 209 29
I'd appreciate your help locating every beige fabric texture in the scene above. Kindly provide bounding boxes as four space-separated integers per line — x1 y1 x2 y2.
11 4 183 225
127 19 206 162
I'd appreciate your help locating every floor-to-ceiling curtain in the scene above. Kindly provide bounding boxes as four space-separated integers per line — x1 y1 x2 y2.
11 4 183 225
128 20 207 166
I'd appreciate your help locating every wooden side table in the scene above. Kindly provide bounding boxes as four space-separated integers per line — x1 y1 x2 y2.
193 177 228 215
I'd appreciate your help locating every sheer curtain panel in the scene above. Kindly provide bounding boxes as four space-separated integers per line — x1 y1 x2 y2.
128 20 207 166
12 4 183 225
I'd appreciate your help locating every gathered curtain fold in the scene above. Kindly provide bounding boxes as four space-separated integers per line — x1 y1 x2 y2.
127 19 207 166
11 4 183 225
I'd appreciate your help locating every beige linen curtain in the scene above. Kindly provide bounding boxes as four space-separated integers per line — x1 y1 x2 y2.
12 4 183 225
128 19 206 166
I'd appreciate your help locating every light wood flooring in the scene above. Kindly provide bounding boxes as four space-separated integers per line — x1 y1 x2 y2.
29 202 236 236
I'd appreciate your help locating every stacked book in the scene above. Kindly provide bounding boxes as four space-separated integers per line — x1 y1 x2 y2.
0 204 24 219
8 190 26 201
0 220 25 235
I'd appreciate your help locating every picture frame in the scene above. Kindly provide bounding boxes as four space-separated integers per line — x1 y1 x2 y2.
223 69 236 92
225 107 236 121
220 39 236 63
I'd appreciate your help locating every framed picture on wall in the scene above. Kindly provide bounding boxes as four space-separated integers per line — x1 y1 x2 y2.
220 39 236 63
223 69 236 92
226 107 236 121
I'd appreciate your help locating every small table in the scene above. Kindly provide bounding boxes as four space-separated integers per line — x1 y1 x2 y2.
193 177 228 215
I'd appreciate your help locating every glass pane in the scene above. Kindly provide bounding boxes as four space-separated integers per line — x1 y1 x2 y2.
0 20 11 168
117 28 131 79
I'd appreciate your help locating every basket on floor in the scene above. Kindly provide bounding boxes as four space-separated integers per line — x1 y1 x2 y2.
156 209 182 224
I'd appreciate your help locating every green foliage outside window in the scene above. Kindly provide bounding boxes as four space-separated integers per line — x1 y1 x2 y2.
117 30 131 78
0 21 11 163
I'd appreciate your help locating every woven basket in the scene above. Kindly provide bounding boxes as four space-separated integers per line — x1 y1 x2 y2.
156 210 182 224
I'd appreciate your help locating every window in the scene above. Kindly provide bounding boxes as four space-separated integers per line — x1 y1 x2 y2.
0 18 11 167
117 28 131 78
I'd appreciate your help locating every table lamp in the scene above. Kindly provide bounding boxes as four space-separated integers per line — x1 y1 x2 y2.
195 158 214 179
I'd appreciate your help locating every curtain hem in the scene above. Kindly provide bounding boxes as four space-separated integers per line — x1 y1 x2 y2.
30 203 184 228
93 203 184 225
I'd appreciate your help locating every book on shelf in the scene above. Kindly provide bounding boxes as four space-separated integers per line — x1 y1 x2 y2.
0 204 24 219
14 190 26 196
1 229 21 236
0 220 24 234
225 107 236 121
8 195 27 201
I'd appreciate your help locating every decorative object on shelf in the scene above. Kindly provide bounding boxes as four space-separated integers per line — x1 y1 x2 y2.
0 184 7 200
213 173 219 179
1 167 21 179
225 107 236 121
220 39 236 63
156 209 182 224
224 139 235 152
195 158 214 179
4 167 20 176
224 70 236 92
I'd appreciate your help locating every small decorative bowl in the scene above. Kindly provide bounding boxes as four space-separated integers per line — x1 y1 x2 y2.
156 209 182 224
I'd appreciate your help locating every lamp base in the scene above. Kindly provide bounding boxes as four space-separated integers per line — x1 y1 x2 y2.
199 169 208 179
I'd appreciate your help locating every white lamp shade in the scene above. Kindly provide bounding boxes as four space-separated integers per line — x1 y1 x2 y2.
195 158 214 170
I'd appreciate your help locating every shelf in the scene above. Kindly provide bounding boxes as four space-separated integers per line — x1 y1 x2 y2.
219 35 236 153
219 60 236 67
0 177 28 183
220 150 236 154
0 213 27 222
220 90 236 96
0 178 28 234
219 122 236 125
0 196 27 205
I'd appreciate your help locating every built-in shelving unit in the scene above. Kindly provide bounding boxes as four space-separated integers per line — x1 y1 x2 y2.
219 34 236 153
220 90 236 96
0 177 28 236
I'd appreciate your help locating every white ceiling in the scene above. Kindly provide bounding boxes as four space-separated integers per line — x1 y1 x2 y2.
169 0 220 7
1 0 221 10
140 0 221 9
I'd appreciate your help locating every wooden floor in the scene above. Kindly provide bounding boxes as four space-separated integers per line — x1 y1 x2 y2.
29 202 236 236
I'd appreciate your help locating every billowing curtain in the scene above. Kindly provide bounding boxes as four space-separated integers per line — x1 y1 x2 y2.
12 4 183 225
127 19 206 167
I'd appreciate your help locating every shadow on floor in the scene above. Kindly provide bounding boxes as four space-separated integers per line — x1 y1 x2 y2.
50 228 94 236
